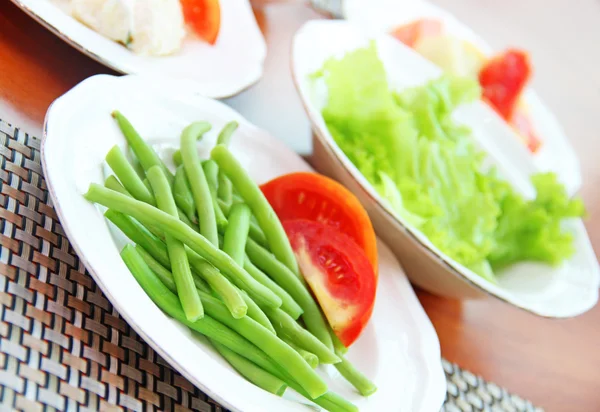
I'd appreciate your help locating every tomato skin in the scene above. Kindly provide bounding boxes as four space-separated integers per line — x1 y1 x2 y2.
389 19 443 47
479 49 531 121
283 220 376 347
180 0 221 45
260 172 378 276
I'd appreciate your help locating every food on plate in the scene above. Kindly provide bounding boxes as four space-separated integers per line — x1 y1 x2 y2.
180 0 221 44
83 112 379 410
313 44 584 281
283 220 376 348
260 172 378 274
68 0 221 55
390 19 542 152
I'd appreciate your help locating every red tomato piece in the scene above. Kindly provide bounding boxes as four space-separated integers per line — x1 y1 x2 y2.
479 49 531 120
389 18 443 47
283 219 376 347
180 0 221 45
511 109 542 153
260 172 378 275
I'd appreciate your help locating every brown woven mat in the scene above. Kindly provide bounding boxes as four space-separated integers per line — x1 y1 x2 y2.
0 119 541 411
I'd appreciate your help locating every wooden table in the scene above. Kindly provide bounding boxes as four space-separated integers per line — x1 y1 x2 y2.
2 1 599 410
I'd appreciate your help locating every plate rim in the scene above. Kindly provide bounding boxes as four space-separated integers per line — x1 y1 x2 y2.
41 73 447 412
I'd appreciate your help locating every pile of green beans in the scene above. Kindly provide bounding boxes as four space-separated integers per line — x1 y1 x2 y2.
86 113 376 411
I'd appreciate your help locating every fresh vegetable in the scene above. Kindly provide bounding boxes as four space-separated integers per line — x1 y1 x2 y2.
211 145 300 276
87 116 377 409
283 220 376 347
315 43 584 280
180 0 221 45
147 166 204 321
414 35 485 78
245 238 334 350
260 172 378 274
479 49 531 121
181 122 219 246
84 184 283 308
389 18 442 47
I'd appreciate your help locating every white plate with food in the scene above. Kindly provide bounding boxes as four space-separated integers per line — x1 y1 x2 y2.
42 74 446 412
341 0 581 196
12 0 266 98
291 20 599 317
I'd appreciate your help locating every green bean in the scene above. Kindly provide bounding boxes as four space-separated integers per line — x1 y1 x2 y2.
106 145 155 205
172 150 182 167
211 340 287 396
147 166 203 321
211 145 299 275
203 159 229 231
217 199 268 248
244 260 303 319
120 245 277 370
127 147 146 179
223 203 251 266
217 172 232 204
198 292 327 398
330 327 348 355
134 244 210 293
265 308 339 364
216 121 239 146
180 122 219 246
192 257 247 319
105 209 170 266
334 352 377 397
173 165 197 223
112 110 173 185
85 184 282 309
246 238 333 350
239 290 275 334
104 175 131 196
282 338 318 369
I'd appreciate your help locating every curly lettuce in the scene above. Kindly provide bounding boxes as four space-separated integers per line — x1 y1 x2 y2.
315 43 584 280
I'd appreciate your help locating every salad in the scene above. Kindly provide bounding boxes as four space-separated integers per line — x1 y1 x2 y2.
66 0 221 55
83 112 379 410
314 43 584 282
391 19 541 152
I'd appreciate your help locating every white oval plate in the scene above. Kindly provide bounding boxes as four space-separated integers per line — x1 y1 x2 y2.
42 74 446 412
342 0 582 196
291 20 599 317
11 0 266 98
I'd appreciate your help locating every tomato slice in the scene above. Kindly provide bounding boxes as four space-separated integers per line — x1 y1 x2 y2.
389 19 443 48
260 172 378 275
479 49 531 120
283 220 376 347
511 108 542 153
180 0 221 45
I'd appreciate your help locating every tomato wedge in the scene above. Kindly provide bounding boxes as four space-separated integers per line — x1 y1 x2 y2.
180 0 221 45
479 49 531 120
511 108 542 153
283 220 376 347
260 172 378 275
389 18 443 48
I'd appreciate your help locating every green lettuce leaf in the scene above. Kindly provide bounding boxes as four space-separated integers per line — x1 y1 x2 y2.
315 43 585 280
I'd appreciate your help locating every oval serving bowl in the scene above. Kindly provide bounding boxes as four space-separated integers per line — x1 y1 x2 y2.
342 0 582 196
42 74 446 412
12 0 266 98
291 20 599 317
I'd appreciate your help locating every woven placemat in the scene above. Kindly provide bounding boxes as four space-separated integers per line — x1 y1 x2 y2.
0 119 541 411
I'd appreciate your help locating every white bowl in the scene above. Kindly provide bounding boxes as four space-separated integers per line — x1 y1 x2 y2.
342 0 582 196
42 74 446 412
291 20 599 317
12 0 266 98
